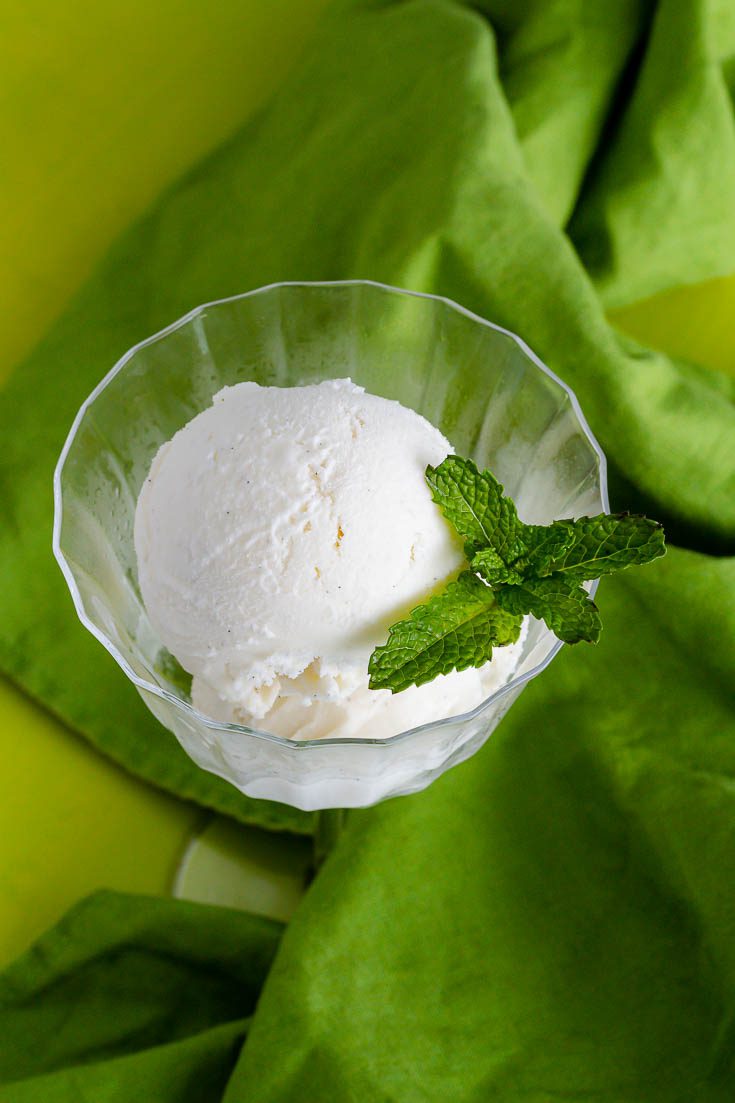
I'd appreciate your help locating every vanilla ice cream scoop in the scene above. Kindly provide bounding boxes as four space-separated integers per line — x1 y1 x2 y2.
135 379 525 738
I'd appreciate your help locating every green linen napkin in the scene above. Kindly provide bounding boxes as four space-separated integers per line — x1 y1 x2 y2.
1 0 734 1099
0 891 282 1101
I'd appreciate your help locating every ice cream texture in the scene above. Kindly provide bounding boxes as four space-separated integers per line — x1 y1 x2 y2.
134 379 526 740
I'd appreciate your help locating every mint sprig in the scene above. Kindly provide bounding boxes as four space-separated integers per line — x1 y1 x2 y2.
368 456 665 693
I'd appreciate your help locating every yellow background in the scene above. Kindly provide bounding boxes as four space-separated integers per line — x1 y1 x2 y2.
1 0 732 967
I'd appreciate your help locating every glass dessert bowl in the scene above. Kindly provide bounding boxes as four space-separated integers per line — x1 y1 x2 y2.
53 280 608 811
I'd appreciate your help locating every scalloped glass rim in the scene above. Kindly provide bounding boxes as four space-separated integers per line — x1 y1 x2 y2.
52 278 609 751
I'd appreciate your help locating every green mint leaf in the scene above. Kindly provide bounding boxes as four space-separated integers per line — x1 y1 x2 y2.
510 523 578 575
495 577 601 645
520 513 666 581
425 456 524 562
471 547 524 586
368 571 523 694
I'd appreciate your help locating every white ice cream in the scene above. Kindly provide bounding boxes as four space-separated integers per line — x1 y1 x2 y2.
135 379 525 740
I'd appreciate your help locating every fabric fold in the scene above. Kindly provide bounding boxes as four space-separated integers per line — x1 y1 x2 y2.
0 891 282 1086
0 1020 249 1103
479 0 651 226
569 0 735 307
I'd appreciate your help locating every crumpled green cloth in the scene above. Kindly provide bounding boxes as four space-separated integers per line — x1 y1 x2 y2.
0 891 282 1102
1 0 735 1099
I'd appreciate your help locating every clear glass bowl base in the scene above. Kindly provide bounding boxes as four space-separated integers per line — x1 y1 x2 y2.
172 816 313 922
